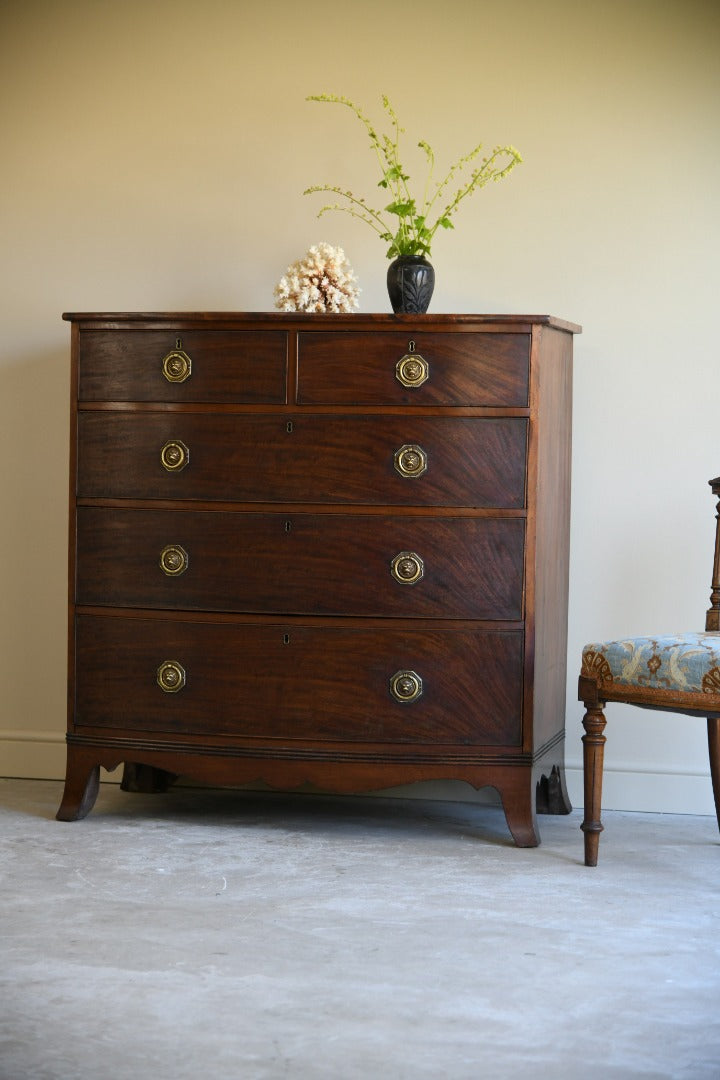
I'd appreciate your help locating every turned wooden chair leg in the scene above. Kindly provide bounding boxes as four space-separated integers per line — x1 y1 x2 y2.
708 716 720 834
581 703 607 866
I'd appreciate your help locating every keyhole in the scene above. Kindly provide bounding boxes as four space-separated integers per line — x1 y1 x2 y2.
283 633 291 645
285 520 292 533
408 340 416 353
286 421 294 433
175 336 183 349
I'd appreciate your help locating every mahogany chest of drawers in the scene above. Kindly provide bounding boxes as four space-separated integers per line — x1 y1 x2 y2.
58 312 580 846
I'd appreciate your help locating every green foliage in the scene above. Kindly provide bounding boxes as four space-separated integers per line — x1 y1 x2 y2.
304 93 522 260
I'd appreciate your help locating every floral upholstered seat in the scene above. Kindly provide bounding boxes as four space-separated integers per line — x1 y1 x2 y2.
578 476 720 866
581 633 720 698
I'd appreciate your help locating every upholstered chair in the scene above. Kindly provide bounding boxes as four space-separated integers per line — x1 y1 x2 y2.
578 475 720 866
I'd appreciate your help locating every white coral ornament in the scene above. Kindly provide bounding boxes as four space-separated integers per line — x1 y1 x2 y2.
274 243 360 313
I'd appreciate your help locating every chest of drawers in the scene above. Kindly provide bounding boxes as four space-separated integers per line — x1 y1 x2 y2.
58 312 580 846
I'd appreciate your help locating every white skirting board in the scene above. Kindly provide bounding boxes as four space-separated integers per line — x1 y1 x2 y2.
564 764 716 816
1 731 68 781
1 730 715 816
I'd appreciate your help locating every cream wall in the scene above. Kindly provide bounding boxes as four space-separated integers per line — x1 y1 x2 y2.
2 0 719 814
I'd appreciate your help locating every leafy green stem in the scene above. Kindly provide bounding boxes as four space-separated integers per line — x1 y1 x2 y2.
305 94 522 260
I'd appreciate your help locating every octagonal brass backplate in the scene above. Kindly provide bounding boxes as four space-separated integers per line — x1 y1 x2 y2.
389 669 423 704
156 660 186 693
396 353 429 388
394 444 428 479
390 551 425 585
161 349 192 383
160 439 190 472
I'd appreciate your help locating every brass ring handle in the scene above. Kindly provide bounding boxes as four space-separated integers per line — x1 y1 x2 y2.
396 353 429 388
162 349 192 383
157 660 186 693
389 670 423 704
159 544 189 577
394 444 428 479
391 551 424 585
160 439 189 472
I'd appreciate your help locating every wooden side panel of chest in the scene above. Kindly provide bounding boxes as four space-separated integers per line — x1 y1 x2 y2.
59 312 580 849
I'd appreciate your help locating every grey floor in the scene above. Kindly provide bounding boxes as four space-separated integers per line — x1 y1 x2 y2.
1 778 719 1080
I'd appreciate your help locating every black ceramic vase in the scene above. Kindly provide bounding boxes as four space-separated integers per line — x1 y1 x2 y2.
387 255 435 314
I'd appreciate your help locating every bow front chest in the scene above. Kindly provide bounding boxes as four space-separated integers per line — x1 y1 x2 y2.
59 312 580 845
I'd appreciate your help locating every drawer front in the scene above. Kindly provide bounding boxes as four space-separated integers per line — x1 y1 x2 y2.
77 413 527 508
297 331 529 406
78 330 287 403
76 508 525 620
74 615 523 745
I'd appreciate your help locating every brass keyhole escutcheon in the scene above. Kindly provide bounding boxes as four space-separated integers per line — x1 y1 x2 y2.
391 551 424 585
161 349 192 384
157 660 186 693
394 444 428 479
160 439 190 472
396 353 429 388
389 670 423 704
159 544 189 577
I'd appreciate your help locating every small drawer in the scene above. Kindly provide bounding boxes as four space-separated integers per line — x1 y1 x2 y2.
297 331 529 406
74 614 523 745
78 330 287 403
76 508 525 620
76 413 527 508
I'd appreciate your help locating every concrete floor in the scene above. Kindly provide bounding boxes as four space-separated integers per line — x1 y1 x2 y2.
1 778 719 1080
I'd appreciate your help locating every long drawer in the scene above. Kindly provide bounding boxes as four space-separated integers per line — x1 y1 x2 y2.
297 331 530 406
74 615 524 745
75 508 525 619
76 413 528 507
78 330 288 403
